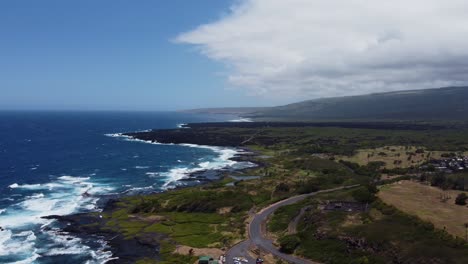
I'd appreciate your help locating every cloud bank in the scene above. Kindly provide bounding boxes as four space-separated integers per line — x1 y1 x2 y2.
176 0 468 100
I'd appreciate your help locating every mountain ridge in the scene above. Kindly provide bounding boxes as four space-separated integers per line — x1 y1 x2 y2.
184 86 468 122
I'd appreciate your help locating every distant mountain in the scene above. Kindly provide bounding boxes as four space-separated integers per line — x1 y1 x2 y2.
246 87 468 121
180 107 268 115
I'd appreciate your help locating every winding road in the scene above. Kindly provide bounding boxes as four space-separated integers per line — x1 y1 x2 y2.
226 185 359 264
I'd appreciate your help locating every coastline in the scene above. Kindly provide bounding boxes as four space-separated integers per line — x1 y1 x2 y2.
106 132 257 187
47 130 261 263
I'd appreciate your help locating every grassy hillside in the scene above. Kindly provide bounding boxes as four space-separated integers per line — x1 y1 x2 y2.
246 86 468 121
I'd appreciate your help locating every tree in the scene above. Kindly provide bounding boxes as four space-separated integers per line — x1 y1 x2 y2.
275 183 290 193
431 173 447 187
352 185 377 203
455 193 468 205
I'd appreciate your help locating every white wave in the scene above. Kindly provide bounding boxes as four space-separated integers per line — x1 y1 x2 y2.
38 229 114 263
135 166 150 169
42 233 89 256
0 174 115 263
145 172 160 177
161 167 196 186
0 229 37 257
9 182 63 190
123 186 154 194
0 208 6 214
26 193 44 199
161 147 244 187
106 131 249 187
105 132 167 145
58 175 91 182
2 176 107 229
104 133 122 137
177 123 188 128
89 240 115 264
228 118 253 122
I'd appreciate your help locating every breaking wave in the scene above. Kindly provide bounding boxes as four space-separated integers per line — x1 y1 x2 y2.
0 176 113 263
106 133 253 188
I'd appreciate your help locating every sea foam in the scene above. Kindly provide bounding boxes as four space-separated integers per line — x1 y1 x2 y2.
106 133 249 187
0 175 113 263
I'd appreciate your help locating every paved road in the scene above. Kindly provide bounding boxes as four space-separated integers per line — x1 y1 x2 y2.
225 240 255 264
226 185 359 264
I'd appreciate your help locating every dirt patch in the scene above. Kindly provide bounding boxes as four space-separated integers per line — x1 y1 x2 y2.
217 207 233 215
174 245 224 259
379 180 468 238
341 214 363 227
248 190 258 196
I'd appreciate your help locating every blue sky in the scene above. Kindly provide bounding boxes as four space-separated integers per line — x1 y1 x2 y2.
0 0 272 110
3 1 468 110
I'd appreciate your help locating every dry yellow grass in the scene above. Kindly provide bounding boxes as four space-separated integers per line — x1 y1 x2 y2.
379 180 468 238
174 245 224 258
338 146 466 169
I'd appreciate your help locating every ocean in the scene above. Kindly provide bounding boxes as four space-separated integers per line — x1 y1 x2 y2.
0 111 249 264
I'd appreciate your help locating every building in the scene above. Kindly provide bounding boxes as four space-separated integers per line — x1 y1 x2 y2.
198 256 219 264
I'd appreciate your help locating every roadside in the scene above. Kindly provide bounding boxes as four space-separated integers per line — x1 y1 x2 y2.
227 185 359 264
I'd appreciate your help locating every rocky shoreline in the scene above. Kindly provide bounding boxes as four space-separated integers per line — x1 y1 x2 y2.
43 202 164 263
44 130 261 263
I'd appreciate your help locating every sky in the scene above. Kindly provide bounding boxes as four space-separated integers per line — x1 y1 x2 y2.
2 0 468 110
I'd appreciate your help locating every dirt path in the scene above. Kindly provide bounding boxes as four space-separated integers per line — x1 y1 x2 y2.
287 206 310 234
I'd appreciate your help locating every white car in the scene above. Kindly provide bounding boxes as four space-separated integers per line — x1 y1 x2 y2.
233 257 249 263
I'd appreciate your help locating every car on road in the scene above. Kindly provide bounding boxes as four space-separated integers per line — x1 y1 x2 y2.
233 257 249 263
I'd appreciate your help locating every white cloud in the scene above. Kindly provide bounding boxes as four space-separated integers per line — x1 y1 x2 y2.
176 0 468 100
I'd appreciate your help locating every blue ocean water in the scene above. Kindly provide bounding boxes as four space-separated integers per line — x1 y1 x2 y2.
0 111 245 264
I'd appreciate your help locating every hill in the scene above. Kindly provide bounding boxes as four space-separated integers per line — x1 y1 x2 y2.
246 87 468 121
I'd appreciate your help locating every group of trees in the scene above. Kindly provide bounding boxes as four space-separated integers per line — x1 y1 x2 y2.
352 184 379 203
428 173 467 191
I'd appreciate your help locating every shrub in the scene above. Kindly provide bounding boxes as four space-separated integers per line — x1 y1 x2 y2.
352 185 377 203
431 173 447 187
297 179 320 194
275 183 290 193
278 235 301 254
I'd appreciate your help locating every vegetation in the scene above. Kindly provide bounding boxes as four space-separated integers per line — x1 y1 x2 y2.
269 189 468 264
94 122 468 263
278 235 301 254
246 86 468 122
